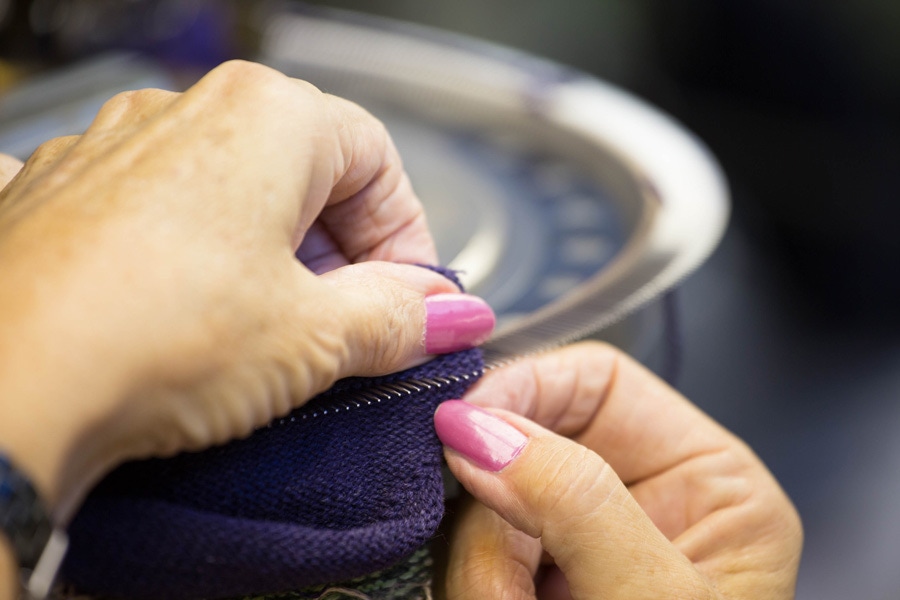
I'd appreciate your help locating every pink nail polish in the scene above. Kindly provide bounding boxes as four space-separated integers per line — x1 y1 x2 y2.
434 400 527 472
424 293 495 354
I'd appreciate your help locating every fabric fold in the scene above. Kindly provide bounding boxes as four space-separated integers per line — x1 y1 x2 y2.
62 267 484 600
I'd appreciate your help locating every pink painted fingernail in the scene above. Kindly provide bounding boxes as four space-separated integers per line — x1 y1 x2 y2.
434 400 527 472
424 293 495 354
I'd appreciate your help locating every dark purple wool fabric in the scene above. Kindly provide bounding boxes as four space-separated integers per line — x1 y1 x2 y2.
61 268 484 600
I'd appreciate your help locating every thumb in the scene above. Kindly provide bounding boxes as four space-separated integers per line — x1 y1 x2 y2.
316 262 495 377
435 401 715 600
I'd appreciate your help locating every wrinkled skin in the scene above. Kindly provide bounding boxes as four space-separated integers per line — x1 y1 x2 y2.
0 61 459 540
441 342 803 600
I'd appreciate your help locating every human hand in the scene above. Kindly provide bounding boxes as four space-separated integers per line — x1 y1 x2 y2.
0 61 494 520
435 342 802 599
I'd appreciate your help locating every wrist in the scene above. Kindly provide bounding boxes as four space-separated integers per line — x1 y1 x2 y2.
0 251 140 520
0 333 138 525
0 213 242 516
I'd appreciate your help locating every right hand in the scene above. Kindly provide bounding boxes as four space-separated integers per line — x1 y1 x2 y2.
0 61 495 523
435 342 802 599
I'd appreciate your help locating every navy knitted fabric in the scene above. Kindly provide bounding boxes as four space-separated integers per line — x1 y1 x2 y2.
61 269 484 600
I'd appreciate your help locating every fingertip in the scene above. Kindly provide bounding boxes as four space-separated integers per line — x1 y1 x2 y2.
424 294 495 355
434 400 527 473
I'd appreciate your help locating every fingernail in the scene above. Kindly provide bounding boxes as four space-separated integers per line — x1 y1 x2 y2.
434 400 527 472
425 293 495 354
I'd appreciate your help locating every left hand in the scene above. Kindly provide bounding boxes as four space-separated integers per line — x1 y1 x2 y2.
436 342 802 599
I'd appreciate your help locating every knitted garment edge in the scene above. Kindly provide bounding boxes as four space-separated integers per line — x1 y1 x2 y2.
60 267 483 600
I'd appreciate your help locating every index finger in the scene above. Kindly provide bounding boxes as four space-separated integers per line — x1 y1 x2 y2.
293 92 438 268
462 341 735 485
82 62 438 268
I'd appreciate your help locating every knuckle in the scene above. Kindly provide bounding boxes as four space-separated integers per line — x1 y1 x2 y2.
206 60 304 98
200 61 325 117
357 282 414 370
104 88 140 108
340 271 420 374
348 99 389 143
209 59 272 82
93 88 174 127
25 135 80 173
570 339 625 368
294 77 324 97
30 135 78 159
326 94 389 155
96 89 142 122
204 60 283 101
531 442 616 522
567 339 624 396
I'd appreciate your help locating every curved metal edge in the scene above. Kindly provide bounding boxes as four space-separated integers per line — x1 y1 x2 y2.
259 7 730 360
483 78 730 359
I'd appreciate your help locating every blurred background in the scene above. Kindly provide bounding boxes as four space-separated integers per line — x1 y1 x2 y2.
2 1 899 598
